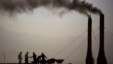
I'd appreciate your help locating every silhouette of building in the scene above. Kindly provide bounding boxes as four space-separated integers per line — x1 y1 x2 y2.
97 13 107 64
86 15 94 64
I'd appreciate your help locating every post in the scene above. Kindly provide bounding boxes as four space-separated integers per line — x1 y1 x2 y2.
4 51 6 64
86 15 94 64
97 13 107 64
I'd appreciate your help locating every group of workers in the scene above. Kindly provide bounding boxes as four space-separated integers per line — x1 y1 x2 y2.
18 52 47 64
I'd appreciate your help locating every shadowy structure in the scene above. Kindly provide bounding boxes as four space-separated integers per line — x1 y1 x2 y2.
86 15 94 64
56 59 64 64
47 58 56 64
25 52 29 64
97 13 107 64
46 58 64 64
18 51 22 64
68 63 72 64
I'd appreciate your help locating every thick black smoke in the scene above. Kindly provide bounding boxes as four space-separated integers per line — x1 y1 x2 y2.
0 0 102 15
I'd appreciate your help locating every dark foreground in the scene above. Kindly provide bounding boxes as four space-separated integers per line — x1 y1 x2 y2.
0 63 31 64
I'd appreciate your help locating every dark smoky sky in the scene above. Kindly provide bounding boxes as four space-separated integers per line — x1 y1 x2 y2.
0 0 113 64
0 0 102 15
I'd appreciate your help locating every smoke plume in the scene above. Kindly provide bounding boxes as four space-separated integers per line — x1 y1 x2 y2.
0 0 102 15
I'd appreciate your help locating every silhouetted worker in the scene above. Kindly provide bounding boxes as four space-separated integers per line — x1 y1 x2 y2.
31 52 37 64
40 53 47 64
36 56 41 64
18 51 22 64
25 52 29 64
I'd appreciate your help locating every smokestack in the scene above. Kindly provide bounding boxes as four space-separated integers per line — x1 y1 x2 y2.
97 13 107 64
86 15 94 64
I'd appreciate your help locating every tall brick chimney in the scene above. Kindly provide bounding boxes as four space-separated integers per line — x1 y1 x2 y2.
97 13 107 64
86 15 94 64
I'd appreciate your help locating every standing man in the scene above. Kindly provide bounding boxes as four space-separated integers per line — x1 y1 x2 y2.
31 52 37 64
18 51 22 64
40 53 47 64
25 52 29 64
36 55 41 64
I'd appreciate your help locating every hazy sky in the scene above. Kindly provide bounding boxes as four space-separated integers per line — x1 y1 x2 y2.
0 0 113 64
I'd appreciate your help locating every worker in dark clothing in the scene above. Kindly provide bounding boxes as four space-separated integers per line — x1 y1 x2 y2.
25 52 29 64
36 55 41 64
40 53 47 64
31 52 37 64
18 51 22 64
